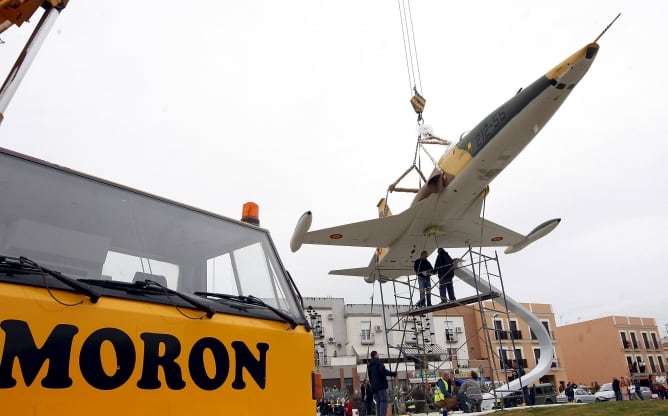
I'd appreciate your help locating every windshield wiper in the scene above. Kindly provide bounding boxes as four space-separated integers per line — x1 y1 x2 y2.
0 255 101 303
194 292 297 329
137 279 215 319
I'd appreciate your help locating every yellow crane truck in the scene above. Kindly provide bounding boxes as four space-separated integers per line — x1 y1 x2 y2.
1 2 318 414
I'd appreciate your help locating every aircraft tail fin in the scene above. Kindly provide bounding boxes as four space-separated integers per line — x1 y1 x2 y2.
375 198 393 264
377 198 392 218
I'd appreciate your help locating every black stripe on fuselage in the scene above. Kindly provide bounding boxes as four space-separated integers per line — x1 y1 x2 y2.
456 76 554 157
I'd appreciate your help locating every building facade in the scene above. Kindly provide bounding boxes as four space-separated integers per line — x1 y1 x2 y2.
556 316 666 387
431 301 569 391
303 296 568 395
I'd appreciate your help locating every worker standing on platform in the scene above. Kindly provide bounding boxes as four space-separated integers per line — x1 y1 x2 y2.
434 248 456 303
413 250 433 307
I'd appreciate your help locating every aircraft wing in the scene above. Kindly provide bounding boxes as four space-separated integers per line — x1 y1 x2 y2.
292 189 560 280
435 216 525 249
297 212 411 248
324 213 559 280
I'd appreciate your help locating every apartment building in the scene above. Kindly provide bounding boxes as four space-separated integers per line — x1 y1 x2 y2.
556 316 666 386
303 296 467 394
303 296 568 394
431 301 569 391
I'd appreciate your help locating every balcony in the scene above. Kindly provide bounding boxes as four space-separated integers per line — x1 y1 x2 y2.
502 359 528 369
515 359 528 368
494 330 509 340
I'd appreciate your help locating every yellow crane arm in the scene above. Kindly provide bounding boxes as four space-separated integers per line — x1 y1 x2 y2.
0 0 67 34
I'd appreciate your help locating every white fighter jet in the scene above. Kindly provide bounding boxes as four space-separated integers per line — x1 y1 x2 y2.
291 37 602 284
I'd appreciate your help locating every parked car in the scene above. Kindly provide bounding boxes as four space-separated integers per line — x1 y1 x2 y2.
531 383 558 405
594 382 617 401
489 383 557 409
557 388 597 404
639 386 654 400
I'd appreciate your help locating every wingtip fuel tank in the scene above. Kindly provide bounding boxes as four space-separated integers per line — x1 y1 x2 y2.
290 211 312 252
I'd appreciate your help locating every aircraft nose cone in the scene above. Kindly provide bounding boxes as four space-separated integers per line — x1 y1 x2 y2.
585 43 599 59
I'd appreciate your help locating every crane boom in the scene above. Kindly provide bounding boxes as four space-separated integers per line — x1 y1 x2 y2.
0 0 66 33
0 0 68 124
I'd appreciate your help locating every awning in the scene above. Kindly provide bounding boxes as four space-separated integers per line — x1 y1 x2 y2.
352 345 405 360
390 343 449 357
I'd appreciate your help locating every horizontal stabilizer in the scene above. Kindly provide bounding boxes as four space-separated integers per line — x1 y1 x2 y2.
329 267 374 277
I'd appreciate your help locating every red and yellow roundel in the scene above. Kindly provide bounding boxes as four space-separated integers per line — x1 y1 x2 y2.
491 236 503 242
329 233 343 240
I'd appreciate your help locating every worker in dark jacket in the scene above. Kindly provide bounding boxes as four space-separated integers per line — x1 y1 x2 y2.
413 250 433 307
434 248 456 302
367 350 397 416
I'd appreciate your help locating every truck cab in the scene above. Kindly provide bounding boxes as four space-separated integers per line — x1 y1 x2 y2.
0 147 316 414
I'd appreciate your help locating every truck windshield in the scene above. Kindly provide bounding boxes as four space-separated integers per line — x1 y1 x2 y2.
0 148 302 319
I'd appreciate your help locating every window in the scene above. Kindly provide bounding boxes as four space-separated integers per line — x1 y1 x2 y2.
620 332 630 349
636 355 646 373
0 150 304 319
315 344 328 367
103 251 179 289
509 320 522 339
510 348 526 368
658 356 666 373
651 332 660 349
628 356 639 373
541 321 552 339
630 332 639 349
536 348 558 367
642 332 651 349
529 321 552 339
445 328 457 342
497 348 511 369
494 319 508 340
361 320 374 345
532 321 552 339
648 356 657 373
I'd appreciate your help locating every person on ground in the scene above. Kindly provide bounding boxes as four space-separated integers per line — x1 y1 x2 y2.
565 382 575 403
361 377 374 415
459 371 483 412
367 350 397 416
434 370 454 415
613 377 623 401
629 382 638 400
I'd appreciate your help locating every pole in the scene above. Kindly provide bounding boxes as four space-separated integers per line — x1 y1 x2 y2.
0 6 62 123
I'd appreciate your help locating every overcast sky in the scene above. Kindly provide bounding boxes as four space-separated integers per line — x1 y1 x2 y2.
2 1 667 335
